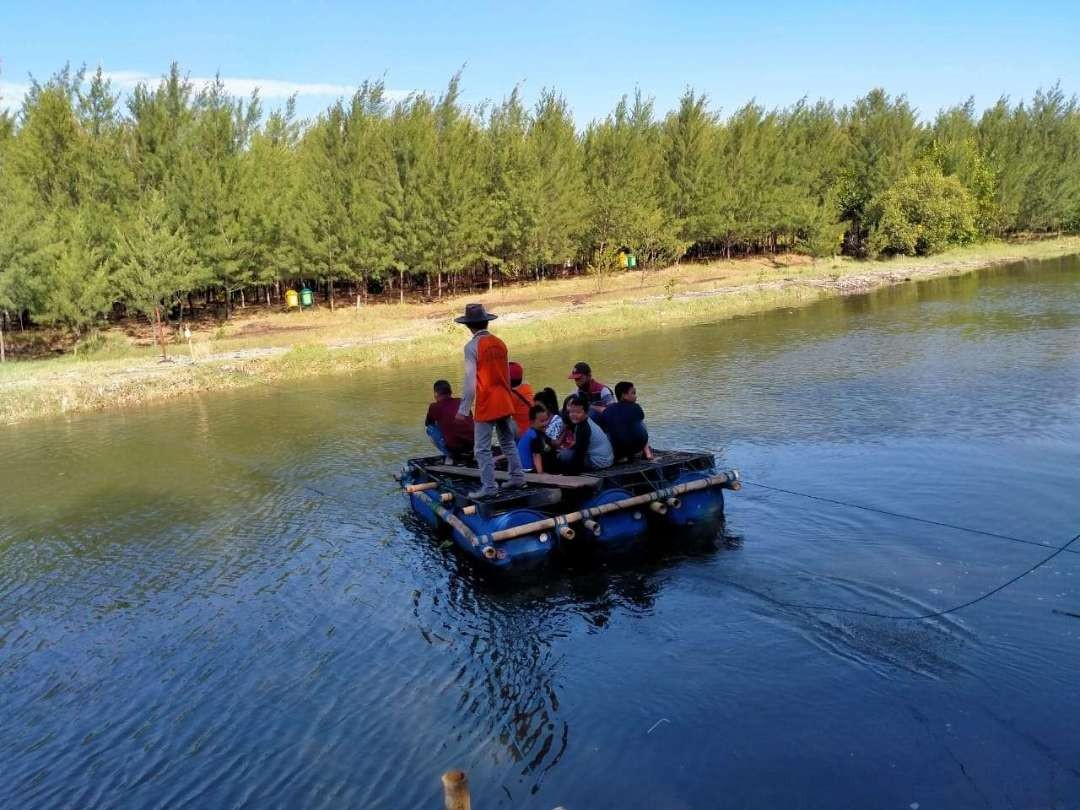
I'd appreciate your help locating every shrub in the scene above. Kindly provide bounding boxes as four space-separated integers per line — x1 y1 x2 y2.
868 164 979 256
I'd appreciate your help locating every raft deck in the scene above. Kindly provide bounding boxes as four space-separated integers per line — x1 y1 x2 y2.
411 450 722 517
401 449 739 571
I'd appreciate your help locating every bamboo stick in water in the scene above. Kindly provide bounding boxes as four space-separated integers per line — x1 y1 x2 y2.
411 490 481 548
486 472 737 543
441 770 471 810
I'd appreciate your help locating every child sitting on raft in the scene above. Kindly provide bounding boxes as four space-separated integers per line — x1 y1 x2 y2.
533 387 565 445
516 404 552 472
558 394 614 473
599 381 654 462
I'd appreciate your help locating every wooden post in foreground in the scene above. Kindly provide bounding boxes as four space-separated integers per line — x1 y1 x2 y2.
442 770 471 810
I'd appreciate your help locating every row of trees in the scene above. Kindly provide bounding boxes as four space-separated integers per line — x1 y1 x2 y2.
1 64 1079 352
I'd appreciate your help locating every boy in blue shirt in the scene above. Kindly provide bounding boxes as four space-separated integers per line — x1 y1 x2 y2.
599 381 654 462
516 404 551 472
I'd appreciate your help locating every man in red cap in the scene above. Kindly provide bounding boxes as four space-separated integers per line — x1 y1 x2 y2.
455 303 527 499
568 361 615 418
508 361 535 435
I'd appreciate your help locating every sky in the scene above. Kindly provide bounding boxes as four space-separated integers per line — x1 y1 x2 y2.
1 0 1078 126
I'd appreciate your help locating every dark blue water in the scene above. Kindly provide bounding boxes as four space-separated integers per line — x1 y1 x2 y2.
2 256 1079 808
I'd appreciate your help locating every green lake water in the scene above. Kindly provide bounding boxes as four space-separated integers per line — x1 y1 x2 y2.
2 255 1079 808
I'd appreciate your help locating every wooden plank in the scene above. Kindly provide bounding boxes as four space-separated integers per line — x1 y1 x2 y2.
423 464 600 490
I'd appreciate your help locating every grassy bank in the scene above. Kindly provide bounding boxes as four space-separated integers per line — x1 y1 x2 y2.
3 237 1078 425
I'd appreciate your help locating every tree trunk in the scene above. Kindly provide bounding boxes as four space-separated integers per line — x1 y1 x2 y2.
240 288 246 308
153 306 168 361
488 266 493 292
0 311 6 363
426 275 431 298
329 279 335 311
275 280 281 302
399 269 405 304
437 270 443 299
265 287 271 307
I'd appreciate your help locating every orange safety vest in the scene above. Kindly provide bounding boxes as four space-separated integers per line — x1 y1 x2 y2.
511 382 535 434
474 334 515 422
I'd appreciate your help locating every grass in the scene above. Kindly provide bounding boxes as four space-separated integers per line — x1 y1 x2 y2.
2 236 1079 425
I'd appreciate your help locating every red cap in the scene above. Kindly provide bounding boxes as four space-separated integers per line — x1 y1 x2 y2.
508 361 524 381
568 361 591 379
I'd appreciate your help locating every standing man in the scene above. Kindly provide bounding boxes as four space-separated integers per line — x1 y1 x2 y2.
455 304 527 499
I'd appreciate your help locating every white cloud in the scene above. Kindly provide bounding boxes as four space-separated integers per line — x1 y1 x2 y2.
0 70 410 112
104 70 410 102
0 80 31 109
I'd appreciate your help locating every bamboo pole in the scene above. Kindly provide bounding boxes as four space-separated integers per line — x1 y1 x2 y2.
441 770 471 810
412 490 481 548
486 472 738 543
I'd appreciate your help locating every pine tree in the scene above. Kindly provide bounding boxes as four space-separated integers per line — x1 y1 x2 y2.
430 74 490 294
238 97 304 306
486 87 538 285
835 90 921 254
115 191 207 359
528 90 585 277
583 90 681 267
662 89 721 250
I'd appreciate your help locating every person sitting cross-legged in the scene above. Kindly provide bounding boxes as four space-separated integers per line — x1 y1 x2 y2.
424 379 474 463
598 380 654 462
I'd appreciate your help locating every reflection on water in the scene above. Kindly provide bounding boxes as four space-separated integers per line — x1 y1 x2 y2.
2 255 1080 808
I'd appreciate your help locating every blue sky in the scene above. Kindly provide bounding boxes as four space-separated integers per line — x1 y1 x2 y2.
2 0 1078 125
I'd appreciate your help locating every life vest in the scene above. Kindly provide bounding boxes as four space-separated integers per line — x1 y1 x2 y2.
582 379 612 405
474 334 515 422
511 382 535 434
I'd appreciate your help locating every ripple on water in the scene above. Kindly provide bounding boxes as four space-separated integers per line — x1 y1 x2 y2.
3 257 1080 808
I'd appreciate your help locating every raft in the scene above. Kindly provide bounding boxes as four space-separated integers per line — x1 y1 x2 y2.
398 450 740 573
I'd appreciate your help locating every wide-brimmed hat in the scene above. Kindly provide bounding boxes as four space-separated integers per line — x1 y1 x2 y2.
454 303 499 325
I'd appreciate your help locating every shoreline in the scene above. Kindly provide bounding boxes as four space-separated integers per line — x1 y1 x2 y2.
2 237 1078 426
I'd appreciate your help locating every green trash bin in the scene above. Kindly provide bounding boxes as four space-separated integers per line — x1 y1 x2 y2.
627 255 637 268
299 287 314 308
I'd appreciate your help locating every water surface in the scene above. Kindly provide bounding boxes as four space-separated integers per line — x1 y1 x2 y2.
3 256 1080 808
